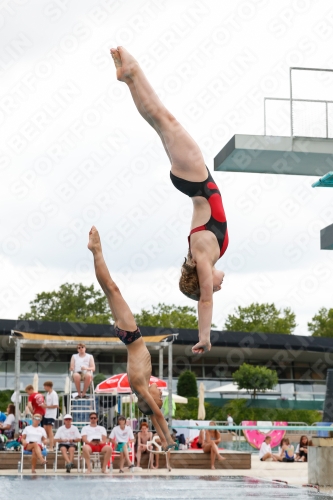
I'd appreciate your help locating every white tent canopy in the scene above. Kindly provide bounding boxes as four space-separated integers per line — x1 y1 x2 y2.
122 392 188 404
208 383 279 394
162 391 188 404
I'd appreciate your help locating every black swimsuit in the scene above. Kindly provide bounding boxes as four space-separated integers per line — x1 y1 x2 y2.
115 325 142 345
170 168 228 258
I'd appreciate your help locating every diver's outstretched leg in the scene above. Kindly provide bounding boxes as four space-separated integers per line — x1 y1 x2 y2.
110 46 206 181
88 226 137 332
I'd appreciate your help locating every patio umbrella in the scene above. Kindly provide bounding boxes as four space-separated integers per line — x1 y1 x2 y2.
33 373 38 392
198 382 206 420
122 394 138 403
161 392 188 404
95 373 167 393
208 383 279 394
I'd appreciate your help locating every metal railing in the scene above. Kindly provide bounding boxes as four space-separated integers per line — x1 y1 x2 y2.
18 392 148 433
264 66 333 140
264 96 333 138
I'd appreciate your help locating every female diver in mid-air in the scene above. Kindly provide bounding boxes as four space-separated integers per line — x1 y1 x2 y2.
110 47 228 354
88 226 175 450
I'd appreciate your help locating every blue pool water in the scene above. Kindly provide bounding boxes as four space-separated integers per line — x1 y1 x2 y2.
0 476 329 500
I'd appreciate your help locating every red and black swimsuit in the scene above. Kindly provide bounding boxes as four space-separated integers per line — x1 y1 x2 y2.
170 168 228 258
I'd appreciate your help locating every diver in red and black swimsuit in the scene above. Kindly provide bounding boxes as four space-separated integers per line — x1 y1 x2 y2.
170 168 229 261
110 47 228 354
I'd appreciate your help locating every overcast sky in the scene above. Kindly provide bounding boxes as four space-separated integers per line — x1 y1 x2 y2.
1 0 333 335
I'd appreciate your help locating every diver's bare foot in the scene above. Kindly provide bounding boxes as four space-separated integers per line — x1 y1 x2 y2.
192 341 211 354
110 46 138 81
88 226 102 254
218 455 226 461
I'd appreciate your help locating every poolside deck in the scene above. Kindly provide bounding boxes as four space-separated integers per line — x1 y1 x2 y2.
0 455 308 482
0 449 250 471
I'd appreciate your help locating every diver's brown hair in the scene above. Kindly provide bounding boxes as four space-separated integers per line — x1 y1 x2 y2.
179 254 200 300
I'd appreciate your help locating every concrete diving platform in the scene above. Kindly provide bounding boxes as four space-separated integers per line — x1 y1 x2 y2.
214 134 333 176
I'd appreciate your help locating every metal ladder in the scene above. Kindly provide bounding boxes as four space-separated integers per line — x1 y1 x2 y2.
68 372 96 430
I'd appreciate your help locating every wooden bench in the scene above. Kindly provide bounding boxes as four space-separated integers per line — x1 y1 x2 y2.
0 449 251 471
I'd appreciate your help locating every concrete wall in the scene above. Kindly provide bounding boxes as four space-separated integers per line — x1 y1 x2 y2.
308 446 333 486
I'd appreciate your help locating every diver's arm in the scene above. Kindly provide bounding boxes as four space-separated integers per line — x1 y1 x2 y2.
194 257 214 354
138 391 174 448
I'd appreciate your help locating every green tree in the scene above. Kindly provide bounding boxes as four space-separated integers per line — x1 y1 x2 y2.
134 303 201 329
232 363 278 399
174 397 322 424
0 390 12 412
224 303 296 334
93 373 107 387
308 307 333 337
177 370 198 398
19 283 112 324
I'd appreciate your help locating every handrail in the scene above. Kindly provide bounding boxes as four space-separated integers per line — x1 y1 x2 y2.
175 425 326 431
264 95 333 138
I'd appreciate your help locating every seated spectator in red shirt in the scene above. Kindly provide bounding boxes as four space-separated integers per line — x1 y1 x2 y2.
81 412 112 474
25 385 46 416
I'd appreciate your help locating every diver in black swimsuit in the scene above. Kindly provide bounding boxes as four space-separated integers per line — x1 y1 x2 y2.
88 226 174 450
110 47 228 354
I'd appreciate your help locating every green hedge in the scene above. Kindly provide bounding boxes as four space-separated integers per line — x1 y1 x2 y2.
174 397 322 424
0 390 12 412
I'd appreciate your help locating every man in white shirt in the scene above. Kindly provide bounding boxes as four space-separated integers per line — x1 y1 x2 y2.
41 381 59 451
259 435 278 461
70 344 95 399
227 413 236 436
81 412 111 473
110 415 135 473
54 414 81 473
21 414 47 473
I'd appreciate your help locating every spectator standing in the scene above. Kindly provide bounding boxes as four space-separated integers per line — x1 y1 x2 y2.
0 404 15 439
227 413 236 436
21 413 47 473
81 411 111 474
259 435 278 462
25 385 46 417
70 344 95 399
110 415 135 473
136 421 153 468
41 381 59 451
54 414 81 473
227 413 233 426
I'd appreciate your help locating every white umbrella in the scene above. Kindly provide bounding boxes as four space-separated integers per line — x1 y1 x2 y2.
198 383 206 420
123 392 188 404
33 373 38 392
121 394 136 403
161 391 188 404
208 383 279 393
208 383 247 393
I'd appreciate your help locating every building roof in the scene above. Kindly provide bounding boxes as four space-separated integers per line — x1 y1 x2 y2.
1 318 333 354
